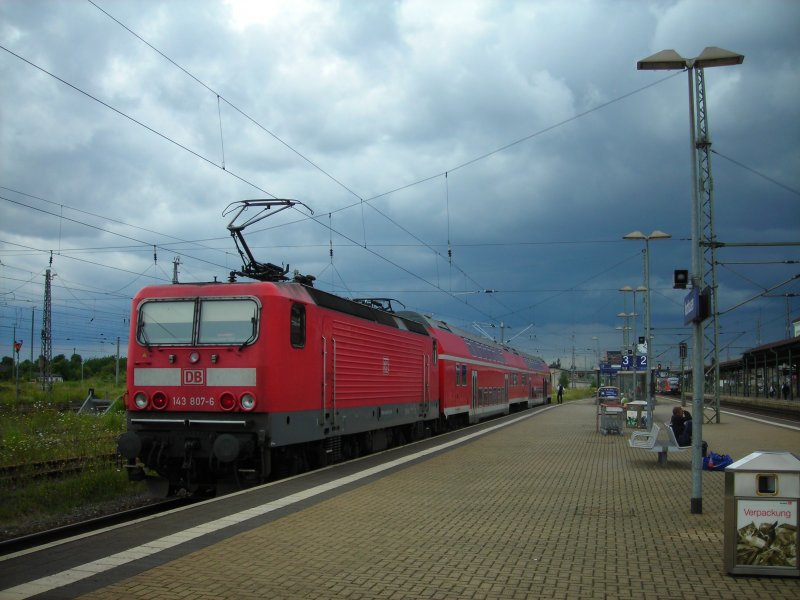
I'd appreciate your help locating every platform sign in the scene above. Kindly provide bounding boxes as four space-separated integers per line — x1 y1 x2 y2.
620 355 647 370
734 499 797 569
619 355 647 370
684 288 700 324
684 286 710 325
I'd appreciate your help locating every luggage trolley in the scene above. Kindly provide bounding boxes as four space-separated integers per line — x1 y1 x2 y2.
598 402 624 435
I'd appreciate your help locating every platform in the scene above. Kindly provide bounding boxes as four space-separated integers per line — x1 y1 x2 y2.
2 398 799 599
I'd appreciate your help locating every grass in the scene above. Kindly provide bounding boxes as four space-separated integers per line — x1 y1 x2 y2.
0 466 148 535
561 386 595 402
0 379 125 410
0 376 149 537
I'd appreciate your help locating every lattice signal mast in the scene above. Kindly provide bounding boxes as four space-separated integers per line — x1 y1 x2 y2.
40 254 53 391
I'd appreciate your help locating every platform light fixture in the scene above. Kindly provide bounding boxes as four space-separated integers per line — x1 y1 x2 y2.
623 230 671 428
619 286 647 406
637 46 744 515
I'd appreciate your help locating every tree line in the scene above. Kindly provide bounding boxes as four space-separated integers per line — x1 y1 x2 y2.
0 354 126 382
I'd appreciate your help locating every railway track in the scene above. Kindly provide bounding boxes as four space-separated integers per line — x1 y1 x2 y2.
0 496 199 556
0 454 118 486
717 399 800 422
656 394 800 422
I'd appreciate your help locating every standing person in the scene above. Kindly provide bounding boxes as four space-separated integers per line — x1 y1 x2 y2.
557 383 564 404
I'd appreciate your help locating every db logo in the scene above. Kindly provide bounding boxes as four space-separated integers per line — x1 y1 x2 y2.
183 369 204 385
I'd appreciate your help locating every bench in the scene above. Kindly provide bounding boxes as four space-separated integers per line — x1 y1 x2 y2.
628 423 660 449
628 423 690 464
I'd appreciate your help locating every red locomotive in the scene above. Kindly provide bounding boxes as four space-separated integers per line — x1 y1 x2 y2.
117 201 550 495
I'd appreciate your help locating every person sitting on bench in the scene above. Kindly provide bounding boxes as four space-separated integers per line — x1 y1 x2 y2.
670 406 692 446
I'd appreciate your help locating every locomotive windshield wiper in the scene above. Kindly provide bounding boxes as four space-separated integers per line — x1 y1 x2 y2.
137 315 151 350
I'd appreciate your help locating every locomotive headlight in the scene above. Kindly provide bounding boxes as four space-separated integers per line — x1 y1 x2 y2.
189 351 200 364
134 392 148 409
240 393 256 411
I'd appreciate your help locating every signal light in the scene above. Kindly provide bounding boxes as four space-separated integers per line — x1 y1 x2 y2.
673 269 688 289
152 391 168 410
220 392 236 411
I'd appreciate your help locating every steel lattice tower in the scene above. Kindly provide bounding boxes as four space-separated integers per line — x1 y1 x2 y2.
694 67 721 423
40 261 53 391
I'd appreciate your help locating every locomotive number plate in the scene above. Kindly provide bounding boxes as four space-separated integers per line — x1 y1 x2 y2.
172 396 216 407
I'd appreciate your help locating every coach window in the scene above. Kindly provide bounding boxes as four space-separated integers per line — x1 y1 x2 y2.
460 364 467 386
290 303 306 348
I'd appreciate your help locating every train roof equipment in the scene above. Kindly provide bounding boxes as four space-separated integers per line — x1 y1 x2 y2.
223 199 314 283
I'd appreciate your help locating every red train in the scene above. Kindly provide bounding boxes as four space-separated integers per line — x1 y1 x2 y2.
117 278 550 495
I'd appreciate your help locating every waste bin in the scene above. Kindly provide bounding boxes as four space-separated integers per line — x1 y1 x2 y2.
723 450 800 577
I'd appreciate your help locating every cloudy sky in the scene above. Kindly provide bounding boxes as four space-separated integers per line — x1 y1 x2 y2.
1 0 798 370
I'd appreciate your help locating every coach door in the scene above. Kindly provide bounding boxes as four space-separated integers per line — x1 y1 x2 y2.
471 370 478 423
321 335 338 434
419 353 430 417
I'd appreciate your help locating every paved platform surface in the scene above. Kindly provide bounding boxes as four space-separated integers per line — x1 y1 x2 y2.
31 400 800 598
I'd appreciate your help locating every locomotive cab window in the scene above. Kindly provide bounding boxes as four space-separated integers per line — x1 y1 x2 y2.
198 299 258 345
290 303 306 348
138 297 259 346
138 300 195 344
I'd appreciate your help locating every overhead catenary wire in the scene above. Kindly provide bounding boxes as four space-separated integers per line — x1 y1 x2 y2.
7 4 703 331
0 43 278 200
0 39 503 317
81 1 692 317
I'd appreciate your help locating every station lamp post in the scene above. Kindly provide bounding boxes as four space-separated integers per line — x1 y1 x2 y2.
623 229 671 427
637 46 744 515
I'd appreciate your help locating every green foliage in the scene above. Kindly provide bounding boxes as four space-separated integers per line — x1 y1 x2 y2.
0 354 127 383
0 408 123 467
0 466 147 531
558 371 570 387
0 376 126 410
0 372 136 537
